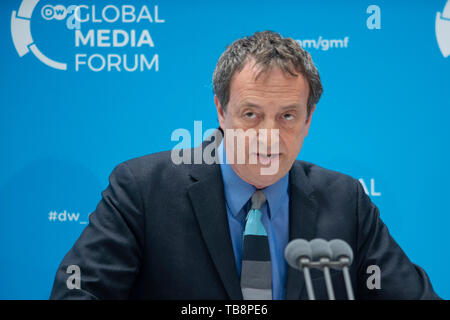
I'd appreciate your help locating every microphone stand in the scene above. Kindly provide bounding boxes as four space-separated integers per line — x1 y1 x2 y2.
298 257 315 300
339 257 354 300
319 258 335 300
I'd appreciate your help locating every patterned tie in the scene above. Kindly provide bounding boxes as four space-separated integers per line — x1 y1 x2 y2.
240 190 272 300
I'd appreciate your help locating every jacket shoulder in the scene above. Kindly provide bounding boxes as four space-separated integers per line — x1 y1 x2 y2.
294 160 361 197
112 150 193 186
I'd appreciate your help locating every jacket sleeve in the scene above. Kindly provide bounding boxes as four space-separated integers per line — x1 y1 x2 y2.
49 162 145 299
354 180 440 299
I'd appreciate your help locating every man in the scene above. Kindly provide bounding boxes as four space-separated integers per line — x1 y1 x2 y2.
50 31 440 300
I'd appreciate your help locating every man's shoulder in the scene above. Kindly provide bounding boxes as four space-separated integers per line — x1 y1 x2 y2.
293 159 360 196
111 149 193 186
122 150 176 171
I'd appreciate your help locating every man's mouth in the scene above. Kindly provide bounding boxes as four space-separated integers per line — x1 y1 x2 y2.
256 153 280 165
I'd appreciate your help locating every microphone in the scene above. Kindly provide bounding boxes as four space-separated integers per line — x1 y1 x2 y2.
329 239 354 300
284 239 316 300
310 239 335 300
285 238 356 300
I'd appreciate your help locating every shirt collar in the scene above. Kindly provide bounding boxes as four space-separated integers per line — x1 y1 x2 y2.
218 139 289 219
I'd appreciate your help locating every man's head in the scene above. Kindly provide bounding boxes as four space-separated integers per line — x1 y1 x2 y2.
213 31 323 189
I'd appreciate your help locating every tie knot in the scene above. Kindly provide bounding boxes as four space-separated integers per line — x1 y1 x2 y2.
251 190 267 210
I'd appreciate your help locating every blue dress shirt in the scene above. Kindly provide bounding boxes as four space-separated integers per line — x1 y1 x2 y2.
217 140 290 300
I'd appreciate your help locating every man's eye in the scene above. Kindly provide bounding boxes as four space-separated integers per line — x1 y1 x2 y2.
283 113 295 120
244 112 256 119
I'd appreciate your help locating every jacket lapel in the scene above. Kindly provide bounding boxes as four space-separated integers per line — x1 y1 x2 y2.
285 161 318 300
187 131 243 300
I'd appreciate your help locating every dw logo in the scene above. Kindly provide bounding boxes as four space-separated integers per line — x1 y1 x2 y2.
41 4 69 20
436 0 450 57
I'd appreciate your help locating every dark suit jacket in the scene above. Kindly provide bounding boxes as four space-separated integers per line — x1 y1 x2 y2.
50 133 440 300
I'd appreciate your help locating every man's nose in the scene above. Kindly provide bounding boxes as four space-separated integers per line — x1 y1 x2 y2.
256 118 280 151
258 117 278 132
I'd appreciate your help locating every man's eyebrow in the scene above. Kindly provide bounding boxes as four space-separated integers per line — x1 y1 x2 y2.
279 103 302 111
240 102 302 110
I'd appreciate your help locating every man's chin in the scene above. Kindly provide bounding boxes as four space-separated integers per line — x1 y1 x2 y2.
247 169 285 189
231 162 286 188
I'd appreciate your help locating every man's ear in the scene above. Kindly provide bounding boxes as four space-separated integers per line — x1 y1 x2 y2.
304 104 316 137
215 95 226 130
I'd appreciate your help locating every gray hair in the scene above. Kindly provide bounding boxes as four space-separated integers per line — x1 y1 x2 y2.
213 31 323 119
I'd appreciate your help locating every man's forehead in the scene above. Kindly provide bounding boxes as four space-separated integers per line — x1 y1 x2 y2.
229 62 309 104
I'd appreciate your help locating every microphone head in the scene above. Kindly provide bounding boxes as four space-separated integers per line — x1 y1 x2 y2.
329 239 354 265
284 239 312 270
310 238 332 261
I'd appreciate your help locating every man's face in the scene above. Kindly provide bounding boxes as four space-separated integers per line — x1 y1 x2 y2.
215 60 315 189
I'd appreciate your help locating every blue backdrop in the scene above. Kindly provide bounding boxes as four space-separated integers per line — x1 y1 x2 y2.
1 0 449 299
